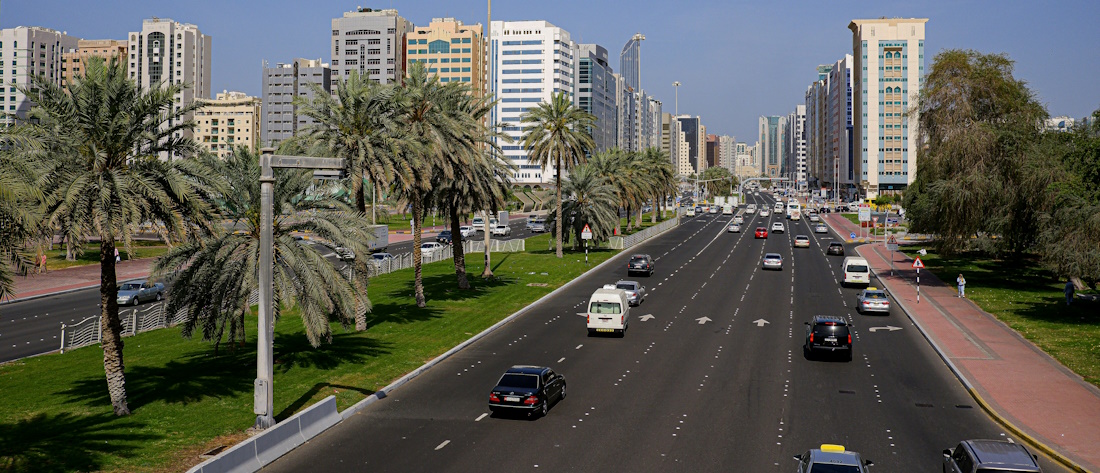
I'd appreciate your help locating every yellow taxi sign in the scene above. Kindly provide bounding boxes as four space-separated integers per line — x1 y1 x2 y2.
820 444 846 453
867 287 878 291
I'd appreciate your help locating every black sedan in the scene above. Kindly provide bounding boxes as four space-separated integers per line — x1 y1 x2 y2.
488 365 566 418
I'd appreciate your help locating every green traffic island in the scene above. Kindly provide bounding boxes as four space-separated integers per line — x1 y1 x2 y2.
900 248 1100 391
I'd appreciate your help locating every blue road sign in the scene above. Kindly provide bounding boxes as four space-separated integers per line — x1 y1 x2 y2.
849 232 856 239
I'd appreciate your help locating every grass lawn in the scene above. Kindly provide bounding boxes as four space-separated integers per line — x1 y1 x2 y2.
43 242 171 271
901 249 1100 389
0 242 618 473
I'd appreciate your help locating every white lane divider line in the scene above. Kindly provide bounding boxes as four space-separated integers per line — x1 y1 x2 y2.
576 344 583 350
435 440 451 450
558 357 566 363
475 413 488 422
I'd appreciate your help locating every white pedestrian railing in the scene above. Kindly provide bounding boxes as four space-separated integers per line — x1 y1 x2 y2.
609 217 680 250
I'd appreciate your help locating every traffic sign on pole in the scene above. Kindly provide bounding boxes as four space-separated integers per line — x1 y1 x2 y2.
912 257 925 269
886 234 898 251
581 224 593 240
858 204 871 222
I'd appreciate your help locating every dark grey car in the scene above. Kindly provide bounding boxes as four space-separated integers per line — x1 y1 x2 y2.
943 439 1041 473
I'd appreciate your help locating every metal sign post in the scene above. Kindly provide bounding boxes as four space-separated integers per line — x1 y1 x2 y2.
912 257 925 304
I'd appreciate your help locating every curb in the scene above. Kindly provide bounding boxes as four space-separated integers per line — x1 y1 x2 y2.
0 284 105 305
859 245 1088 473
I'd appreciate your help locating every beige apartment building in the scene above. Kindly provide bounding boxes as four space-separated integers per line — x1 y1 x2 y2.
195 91 261 158
405 18 484 94
61 39 127 86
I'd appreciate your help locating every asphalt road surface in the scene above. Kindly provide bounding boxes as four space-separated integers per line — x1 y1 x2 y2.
263 193 1070 472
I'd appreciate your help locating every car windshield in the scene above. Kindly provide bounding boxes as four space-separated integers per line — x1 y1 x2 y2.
590 301 622 314
497 373 539 389
615 283 636 291
809 465 861 473
119 283 141 291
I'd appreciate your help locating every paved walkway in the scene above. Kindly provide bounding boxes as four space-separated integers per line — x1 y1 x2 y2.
825 213 1100 472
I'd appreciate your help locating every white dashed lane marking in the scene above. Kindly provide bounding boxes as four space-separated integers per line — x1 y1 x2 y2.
434 440 450 450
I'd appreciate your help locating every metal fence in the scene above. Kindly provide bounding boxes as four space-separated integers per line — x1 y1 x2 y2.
609 217 680 250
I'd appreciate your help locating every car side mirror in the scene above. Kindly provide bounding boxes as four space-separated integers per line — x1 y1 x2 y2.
942 449 952 457
863 460 874 467
792 454 802 461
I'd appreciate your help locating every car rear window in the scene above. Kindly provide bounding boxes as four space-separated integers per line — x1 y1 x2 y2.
866 292 887 300
846 264 868 273
809 465 861 473
590 301 622 314
814 324 850 337
615 283 635 291
498 373 538 389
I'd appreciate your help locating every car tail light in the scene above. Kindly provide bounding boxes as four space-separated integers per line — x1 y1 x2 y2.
848 334 852 344
586 314 590 324
809 333 814 343
524 396 539 405
620 315 624 325
489 393 500 402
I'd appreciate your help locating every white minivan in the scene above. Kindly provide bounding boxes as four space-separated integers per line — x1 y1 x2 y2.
842 257 871 287
586 288 630 337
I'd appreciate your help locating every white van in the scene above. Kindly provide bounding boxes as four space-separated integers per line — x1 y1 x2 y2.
586 288 630 336
842 257 871 287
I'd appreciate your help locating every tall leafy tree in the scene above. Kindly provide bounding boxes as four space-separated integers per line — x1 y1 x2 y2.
1037 110 1100 284
521 92 596 258
701 166 735 198
543 164 619 248
7 57 221 415
154 146 373 349
0 150 42 300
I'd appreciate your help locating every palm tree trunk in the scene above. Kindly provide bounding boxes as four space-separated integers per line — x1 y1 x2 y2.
355 173 367 215
412 196 426 308
480 209 493 278
555 156 564 258
652 193 658 223
99 239 130 416
449 203 470 290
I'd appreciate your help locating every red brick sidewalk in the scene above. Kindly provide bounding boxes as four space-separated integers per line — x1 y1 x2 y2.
3 258 157 304
824 213 1100 472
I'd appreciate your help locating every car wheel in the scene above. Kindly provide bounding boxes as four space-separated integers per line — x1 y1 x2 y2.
156 292 163 301
540 401 548 417
560 385 567 400
133 297 140 306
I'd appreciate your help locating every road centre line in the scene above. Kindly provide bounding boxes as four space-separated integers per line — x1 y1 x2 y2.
558 357 566 363
435 440 450 450
475 413 488 422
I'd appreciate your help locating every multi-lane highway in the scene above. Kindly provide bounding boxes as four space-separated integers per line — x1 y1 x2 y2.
263 193 1069 472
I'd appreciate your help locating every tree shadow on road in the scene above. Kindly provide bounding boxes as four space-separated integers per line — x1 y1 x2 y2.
0 412 156 473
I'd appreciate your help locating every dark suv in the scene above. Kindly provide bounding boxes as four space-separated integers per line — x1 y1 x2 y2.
804 315 853 361
627 254 654 276
943 439 1041 473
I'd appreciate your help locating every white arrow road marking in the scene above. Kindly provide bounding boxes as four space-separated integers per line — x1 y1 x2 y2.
639 314 655 321
435 440 450 450
695 316 712 325
752 319 770 327
868 326 903 332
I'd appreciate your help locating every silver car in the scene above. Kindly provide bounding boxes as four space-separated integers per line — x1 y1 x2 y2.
762 253 783 270
727 223 741 233
814 223 829 233
943 440 1041 473
116 279 165 306
612 280 646 306
856 288 891 314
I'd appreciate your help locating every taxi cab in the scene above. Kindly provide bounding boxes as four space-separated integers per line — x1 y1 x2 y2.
856 287 890 314
793 444 873 472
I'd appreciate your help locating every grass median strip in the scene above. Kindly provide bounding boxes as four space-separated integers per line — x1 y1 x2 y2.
0 243 617 473
901 249 1100 389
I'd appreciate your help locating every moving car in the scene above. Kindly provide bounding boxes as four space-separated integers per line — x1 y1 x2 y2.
685 208 696 217
420 242 445 257
842 257 871 287
334 246 355 261
488 365 566 418
856 287 890 314
587 287 630 336
627 254 654 276
116 279 165 306
755 227 768 239
804 315 853 361
491 224 512 237
436 230 455 245
612 280 646 306
709 206 718 214
727 223 741 233
827 242 845 256
774 202 784 213
369 252 395 268
794 444 873 473
762 253 783 270
808 212 820 222
771 221 785 233
733 215 744 224
943 439 1041 473
760 208 770 217
528 219 547 233
793 235 811 248
459 225 477 238
745 204 757 214
814 223 829 234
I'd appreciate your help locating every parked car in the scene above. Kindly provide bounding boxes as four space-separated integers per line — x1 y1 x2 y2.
420 242 445 257
794 444 873 473
856 287 891 315
627 254 654 276
793 235 811 248
116 279 165 306
491 224 512 236
827 242 845 255
943 439 1041 473
488 365 566 418
755 227 768 239
612 280 646 306
804 315 853 361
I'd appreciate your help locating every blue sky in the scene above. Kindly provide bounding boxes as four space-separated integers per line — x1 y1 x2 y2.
4 0 1098 141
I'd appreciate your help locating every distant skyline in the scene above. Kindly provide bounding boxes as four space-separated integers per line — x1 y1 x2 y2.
3 0 1098 142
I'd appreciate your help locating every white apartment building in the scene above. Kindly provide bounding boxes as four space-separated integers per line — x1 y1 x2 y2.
490 20 576 185
128 18 212 151
0 26 79 124
331 8 413 89
786 105 807 190
261 58 331 147
718 135 735 173
849 18 927 198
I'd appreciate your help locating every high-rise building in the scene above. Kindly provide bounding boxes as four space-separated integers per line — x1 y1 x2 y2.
786 105 807 191
619 33 644 92
706 134 719 168
719 135 735 173
195 91 261 158
676 115 705 175
406 18 484 92
759 115 787 178
128 18 212 151
640 94 663 150
331 8 413 89
849 18 928 198
61 39 127 88
0 26 80 123
575 43 618 152
490 20 576 184
827 55 855 200
261 58 331 147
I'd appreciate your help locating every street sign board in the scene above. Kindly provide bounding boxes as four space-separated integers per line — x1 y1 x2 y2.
912 257 925 269
849 232 856 239
886 234 898 251
872 216 879 225
858 204 871 222
581 224 593 240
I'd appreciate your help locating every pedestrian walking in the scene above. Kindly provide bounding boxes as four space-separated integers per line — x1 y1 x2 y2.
114 247 120 263
1065 279 1075 306
957 273 966 298
39 253 47 274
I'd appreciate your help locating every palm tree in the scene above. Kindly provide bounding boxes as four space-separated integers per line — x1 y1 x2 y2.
521 92 596 257
640 148 676 223
390 63 469 307
0 151 42 300
7 57 222 416
154 146 373 349
544 164 619 249
297 71 403 220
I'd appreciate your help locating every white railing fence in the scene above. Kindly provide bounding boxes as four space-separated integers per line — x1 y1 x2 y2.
609 217 680 250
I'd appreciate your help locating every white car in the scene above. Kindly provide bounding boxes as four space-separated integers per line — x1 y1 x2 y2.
727 223 741 233
771 221 785 233
491 224 511 236
760 209 770 217
808 213 820 222
733 215 744 224
420 242 445 257
685 208 696 217
459 225 476 238
709 206 718 214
